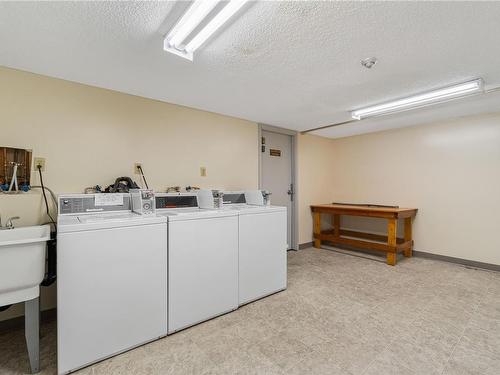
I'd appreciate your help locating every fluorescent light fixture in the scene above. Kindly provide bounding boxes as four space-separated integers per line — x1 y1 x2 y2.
168 1 219 49
164 0 249 61
351 79 484 120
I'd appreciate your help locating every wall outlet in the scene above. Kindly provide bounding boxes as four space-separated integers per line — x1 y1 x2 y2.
200 167 207 177
34 157 46 171
134 163 142 175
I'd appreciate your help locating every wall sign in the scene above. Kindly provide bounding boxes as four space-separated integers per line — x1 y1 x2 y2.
270 149 281 157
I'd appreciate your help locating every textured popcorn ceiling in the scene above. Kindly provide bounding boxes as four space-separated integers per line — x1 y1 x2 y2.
1 1 500 138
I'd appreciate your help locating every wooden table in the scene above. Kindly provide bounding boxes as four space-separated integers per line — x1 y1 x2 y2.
310 204 418 266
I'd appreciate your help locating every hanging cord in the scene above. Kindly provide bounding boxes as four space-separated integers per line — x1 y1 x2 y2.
31 185 57 208
36 165 58 286
138 165 149 189
37 165 57 232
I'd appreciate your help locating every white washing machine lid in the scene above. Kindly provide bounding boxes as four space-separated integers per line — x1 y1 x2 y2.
200 205 286 215
235 205 287 215
156 208 238 221
58 212 167 233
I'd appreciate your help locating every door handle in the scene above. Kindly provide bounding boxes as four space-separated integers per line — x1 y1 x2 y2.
287 184 294 201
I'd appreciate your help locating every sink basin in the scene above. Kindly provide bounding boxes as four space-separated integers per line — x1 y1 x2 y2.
0 225 50 306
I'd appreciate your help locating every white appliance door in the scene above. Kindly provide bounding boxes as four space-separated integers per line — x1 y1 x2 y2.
239 210 287 305
168 215 238 333
57 224 167 374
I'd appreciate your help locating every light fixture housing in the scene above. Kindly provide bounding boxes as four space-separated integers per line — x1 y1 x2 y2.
351 79 484 120
164 0 249 61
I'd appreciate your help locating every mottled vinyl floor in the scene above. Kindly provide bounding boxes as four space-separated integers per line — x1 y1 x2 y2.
1 247 500 375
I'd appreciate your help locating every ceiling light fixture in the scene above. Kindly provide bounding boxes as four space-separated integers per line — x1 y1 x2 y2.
351 79 484 120
164 0 249 61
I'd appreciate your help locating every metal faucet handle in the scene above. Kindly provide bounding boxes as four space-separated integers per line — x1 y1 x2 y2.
5 216 20 229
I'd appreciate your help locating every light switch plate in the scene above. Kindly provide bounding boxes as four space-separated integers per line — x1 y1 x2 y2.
200 167 207 177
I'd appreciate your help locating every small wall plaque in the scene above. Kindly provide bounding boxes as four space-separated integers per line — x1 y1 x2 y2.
270 149 281 157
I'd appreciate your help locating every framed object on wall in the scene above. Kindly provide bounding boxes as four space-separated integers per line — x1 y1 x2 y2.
0 147 32 192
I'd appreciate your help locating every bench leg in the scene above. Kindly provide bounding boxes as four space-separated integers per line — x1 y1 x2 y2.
313 212 321 248
333 214 340 238
404 217 413 257
387 252 397 266
25 297 40 374
387 218 397 266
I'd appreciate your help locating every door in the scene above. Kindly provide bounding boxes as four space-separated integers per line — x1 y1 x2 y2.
57 224 167 374
239 210 287 305
168 215 238 333
261 130 293 249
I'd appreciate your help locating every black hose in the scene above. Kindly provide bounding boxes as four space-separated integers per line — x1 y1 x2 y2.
138 165 149 189
41 235 57 287
37 166 56 231
36 165 58 287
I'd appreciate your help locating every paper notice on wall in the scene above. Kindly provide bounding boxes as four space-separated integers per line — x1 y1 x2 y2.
95 194 124 206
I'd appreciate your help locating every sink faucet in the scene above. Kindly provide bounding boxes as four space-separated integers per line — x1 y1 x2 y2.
5 216 20 229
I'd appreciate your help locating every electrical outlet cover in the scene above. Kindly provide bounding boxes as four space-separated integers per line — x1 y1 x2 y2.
200 167 207 177
33 157 46 171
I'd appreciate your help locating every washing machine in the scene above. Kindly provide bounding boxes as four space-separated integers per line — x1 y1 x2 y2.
57 193 167 374
155 193 238 334
198 190 288 306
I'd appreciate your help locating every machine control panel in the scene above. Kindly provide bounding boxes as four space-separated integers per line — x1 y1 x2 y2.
222 193 246 205
156 194 198 209
59 195 131 214
130 189 156 215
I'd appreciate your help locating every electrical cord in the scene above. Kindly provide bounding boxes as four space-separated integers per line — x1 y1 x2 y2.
33 166 58 287
31 185 57 208
37 165 57 232
138 165 149 189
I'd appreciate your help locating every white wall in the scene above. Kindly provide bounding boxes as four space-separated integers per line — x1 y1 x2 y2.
297 133 337 244
329 112 500 265
0 67 259 321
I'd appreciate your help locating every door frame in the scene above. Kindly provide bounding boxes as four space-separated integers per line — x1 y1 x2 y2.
258 124 299 251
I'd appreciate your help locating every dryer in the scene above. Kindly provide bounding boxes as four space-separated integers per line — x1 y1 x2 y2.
57 193 167 374
155 193 239 333
198 190 288 306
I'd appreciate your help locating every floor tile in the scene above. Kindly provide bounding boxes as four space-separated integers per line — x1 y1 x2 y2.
363 348 416 375
442 336 500 375
460 327 500 356
1 247 498 375
255 330 313 371
285 348 344 375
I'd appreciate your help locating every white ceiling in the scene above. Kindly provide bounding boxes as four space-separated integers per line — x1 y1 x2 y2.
1 1 500 138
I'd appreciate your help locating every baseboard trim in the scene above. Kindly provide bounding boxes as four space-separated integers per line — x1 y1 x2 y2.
300 242 499 272
413 250 500 272
0 308 56 333
299 242 313 250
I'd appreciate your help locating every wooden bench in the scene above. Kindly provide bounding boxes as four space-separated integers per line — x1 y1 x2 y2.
310 204 418 266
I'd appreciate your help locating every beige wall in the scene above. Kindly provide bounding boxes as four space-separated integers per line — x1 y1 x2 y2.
0 67 259 321
296 133 336 244
3 66 498 324
329 112 500 266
